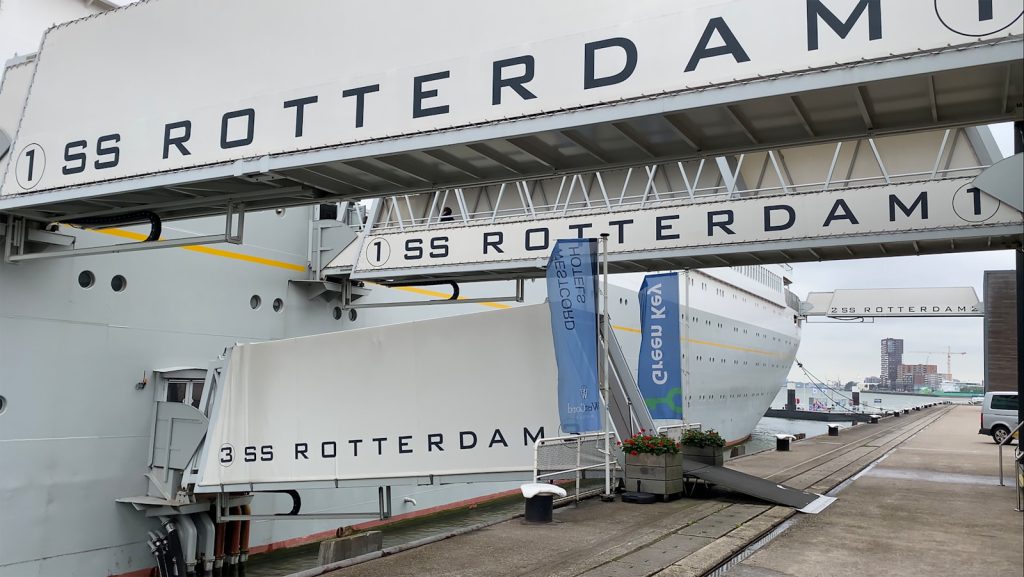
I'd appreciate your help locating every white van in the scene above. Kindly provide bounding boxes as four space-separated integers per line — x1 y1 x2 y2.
978 392 1019 444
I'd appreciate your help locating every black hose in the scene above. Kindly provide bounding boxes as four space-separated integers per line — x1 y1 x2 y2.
152 540 167 577
166 527 189 577
64 210 162 242
264 489 301 515
155 537 171 577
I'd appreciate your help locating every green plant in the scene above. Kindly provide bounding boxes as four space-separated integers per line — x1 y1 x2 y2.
680 428 725 448
618 430 680 456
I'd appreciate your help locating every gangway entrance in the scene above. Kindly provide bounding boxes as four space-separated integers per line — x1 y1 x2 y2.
331 127 1021 285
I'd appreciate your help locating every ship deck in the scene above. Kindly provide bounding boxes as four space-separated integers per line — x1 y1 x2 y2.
308 405 1021 577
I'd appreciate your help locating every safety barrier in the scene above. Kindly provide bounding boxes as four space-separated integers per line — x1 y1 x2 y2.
533 432 619 503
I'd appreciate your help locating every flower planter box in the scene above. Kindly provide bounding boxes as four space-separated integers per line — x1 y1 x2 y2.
623 453 683 496
681 445 724 467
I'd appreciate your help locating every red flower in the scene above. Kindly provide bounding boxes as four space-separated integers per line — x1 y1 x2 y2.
630 450 638 456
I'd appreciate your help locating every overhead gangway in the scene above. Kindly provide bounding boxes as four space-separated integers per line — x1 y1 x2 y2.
324 127 1023 284
0 0 1020 232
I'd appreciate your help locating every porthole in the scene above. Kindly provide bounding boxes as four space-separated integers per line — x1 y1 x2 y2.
0 395 6 415
275 208 286 217
250 295 262 310
332 306 343 320
348 308 358 322
272 298 284 313
78 270 95 289
111 275 127 292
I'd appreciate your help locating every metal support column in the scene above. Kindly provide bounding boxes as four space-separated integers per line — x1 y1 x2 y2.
600 233 614 502
1015 120 1023 428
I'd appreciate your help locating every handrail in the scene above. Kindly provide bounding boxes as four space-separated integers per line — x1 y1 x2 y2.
533 432 617 503
997 420 1023 486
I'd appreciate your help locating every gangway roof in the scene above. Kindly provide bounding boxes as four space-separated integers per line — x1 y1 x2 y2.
0 0 1021 224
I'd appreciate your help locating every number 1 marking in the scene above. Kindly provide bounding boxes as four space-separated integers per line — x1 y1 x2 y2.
978 0 993 22
966 187 983 215
25 149 35 182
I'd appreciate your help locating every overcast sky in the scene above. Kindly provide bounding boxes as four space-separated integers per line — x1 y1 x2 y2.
786 122 1018 385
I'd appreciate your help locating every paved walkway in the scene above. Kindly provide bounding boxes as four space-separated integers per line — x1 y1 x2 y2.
723 405 1022 577
311 405 1020 577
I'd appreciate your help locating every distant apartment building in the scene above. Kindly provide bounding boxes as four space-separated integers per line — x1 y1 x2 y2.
880 338 904 389
897 363 939 390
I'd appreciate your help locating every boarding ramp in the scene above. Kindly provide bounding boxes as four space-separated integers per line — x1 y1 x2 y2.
605 320 656 437
328 127 1022 284
684 461 833 513
802 287 985 318
189 304 566 492
0 0 1020 233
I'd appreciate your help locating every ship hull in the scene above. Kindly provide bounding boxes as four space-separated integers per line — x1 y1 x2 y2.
0 213 798 576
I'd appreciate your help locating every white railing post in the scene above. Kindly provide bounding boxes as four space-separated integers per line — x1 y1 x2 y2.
601 233 612 501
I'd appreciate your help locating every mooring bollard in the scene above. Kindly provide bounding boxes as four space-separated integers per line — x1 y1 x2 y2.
893 410 901 417
776 434 794 451
828 425 840 436
869 415 880 424
521 483 567 523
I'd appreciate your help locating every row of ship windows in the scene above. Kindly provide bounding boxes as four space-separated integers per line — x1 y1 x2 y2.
684 353 786 369
618 285 783 316
609 295 796 349
691 390 771 401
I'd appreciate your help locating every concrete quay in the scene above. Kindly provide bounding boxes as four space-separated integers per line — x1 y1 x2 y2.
312 406 1021 577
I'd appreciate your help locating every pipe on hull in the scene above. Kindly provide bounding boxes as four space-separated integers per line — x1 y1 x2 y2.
239 504 252 564
175 514 199 577
227 507 242 566
213 521 226 573
194 512 216 577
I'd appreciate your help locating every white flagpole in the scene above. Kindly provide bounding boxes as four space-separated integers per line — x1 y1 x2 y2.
600 233 612 500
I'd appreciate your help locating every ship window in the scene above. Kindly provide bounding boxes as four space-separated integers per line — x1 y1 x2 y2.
0 395 6 415
332 306 343 320
166 380 204 408
78 270 95 289
167 381 187 403
111 275 127 292
348 308 358 322
250 295 262 310
190 383 204 408
272 298 284 313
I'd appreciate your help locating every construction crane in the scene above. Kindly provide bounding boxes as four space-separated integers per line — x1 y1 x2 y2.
906 346 967 378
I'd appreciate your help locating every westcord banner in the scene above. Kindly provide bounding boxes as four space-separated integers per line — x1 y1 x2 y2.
545 239 601 434
639 273 683 419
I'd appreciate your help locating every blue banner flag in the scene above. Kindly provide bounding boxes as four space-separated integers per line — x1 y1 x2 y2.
638 273 683 419
546 238 601 434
